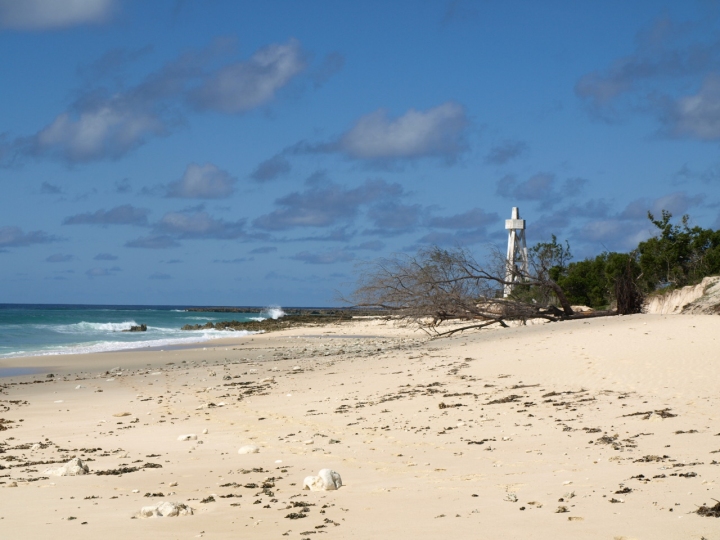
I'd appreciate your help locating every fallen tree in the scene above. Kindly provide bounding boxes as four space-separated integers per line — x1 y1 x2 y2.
350 245 615 336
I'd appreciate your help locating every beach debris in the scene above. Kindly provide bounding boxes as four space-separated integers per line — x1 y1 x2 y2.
238 445 260 454
177 434 197 441
113 412 131 417
486 394 522 405
438 402 463 409
202 428 208 434
696 500 720 517
504 493 518 502
138 501 193 518
303 469 342 491
622 408 677 420
285 512 307 519
555 506 569 513
44 457 89 476
96 466 139 475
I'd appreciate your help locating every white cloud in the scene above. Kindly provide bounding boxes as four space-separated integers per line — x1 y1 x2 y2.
154 210 247 240
620 191 704 220
0 0 115 30
166 163 237 199
190 39 306 113
338 102 467 161
663 75 720 140
33 104 165 162
0 226 58 247
14 39 310 164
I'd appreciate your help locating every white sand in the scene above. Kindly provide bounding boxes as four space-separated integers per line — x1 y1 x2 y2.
0 314 718 539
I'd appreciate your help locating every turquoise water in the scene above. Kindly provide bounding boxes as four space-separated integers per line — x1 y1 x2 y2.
0 305 280 359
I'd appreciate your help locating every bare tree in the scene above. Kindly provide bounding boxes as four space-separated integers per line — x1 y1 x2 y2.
350 245 612 336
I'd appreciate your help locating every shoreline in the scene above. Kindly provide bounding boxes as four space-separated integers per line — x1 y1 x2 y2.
0 314 718 539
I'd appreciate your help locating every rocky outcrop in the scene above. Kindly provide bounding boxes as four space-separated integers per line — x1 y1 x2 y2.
123 324 147 332
644 276 720 315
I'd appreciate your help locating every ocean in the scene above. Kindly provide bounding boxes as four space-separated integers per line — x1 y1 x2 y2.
0 304 284 359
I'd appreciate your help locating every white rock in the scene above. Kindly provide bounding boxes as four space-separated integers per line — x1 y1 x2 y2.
260 377 274 383
303 475 324 491
292 366 301 371
169 482 178 487
30 443 41 451
75 385 84 389
303 439 314 445
202 428 208 435
44 457 89 476
177 434 197 441
238 445 259 455
132 489 139 493
303 469 342 491
139 501 193 518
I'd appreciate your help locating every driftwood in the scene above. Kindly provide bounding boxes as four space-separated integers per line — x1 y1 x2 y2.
349 246 616 337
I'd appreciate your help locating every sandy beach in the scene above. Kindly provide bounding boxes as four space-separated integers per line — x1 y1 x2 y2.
0 314 719 539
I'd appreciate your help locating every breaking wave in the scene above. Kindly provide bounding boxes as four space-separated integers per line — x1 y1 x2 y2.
259 306 286 320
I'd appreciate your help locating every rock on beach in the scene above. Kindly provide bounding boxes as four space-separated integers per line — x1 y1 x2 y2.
44 457 89 476
138 501 193 518
303 469 342 491
238 445 259 454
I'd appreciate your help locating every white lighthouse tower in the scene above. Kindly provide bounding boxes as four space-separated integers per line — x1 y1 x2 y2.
503 207 528 297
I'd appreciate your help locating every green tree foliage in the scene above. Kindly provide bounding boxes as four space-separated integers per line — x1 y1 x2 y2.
637 210 720 291
535 211 719 312
554 251 641 310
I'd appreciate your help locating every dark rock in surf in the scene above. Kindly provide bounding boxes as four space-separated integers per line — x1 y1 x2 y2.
123 324 147 332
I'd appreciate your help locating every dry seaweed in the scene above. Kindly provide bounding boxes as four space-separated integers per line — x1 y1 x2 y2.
696 500 720 517
486 394 522 405
622 408 677 420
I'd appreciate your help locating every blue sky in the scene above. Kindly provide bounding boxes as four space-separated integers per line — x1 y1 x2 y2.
1 0 720 306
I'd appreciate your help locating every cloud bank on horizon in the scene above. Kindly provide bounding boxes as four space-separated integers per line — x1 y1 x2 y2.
0 0 718 306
